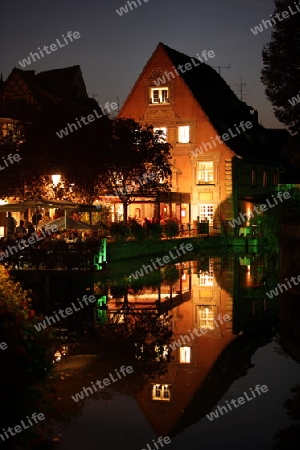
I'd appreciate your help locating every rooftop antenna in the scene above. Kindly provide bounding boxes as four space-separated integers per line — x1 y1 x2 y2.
231 77 247 101
213 64 231 76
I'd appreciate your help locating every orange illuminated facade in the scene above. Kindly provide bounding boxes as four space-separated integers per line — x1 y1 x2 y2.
119 43 286 228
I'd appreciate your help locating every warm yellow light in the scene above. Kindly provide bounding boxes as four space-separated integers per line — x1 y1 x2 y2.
52 174 61 187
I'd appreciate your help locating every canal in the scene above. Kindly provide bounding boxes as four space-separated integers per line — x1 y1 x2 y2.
33 245 300 450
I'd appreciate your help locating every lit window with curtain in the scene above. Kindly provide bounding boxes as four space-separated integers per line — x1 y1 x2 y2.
150 88 169 103
178 126 190 143
197 162 214 183
199 305 216 330
179 347 191 363
152 384 171 401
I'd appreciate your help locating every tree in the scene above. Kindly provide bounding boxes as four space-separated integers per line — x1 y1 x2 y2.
0 266 52 447
101 119 172 222
18 103 112 204
261 0 300 136
0 121 25 198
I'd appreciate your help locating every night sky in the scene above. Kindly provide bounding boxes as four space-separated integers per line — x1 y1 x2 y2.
0 0 283 128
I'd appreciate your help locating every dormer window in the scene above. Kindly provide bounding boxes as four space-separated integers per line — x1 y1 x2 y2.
150 87 169 104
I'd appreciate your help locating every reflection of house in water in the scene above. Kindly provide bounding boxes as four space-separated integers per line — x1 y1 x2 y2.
131 257 235 437
120 254 276 437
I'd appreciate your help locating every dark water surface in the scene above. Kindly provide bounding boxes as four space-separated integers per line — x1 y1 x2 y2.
43 249 300 450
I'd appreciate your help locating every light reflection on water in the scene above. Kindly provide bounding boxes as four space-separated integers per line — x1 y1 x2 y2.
48 252 300 450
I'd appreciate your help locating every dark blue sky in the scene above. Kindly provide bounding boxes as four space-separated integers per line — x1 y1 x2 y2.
0 0 282 128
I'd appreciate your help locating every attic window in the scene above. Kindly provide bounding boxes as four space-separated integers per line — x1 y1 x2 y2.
150 88 169 104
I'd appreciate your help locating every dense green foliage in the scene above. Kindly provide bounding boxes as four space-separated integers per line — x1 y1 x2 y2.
261 0 300 135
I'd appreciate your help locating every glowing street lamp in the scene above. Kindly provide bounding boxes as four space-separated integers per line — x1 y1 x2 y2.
51 173 61 187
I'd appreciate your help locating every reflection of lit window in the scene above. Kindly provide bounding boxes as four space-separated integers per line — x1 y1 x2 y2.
178 126 190 143
251 169 256 187
152 384 171 401
199 306 215 330
180 347 191 363
199 263 214 285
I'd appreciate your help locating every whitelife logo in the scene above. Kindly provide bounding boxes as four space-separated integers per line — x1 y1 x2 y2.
140 436 171 450
0 412 45 444
153 50 215 87
288 90 300 107
34 295 96 331
130 243 193 280
0 152 21 171
169 313 231 351
71 365 134 402
228 191 291 228
206 384 269 421
250 2 300 35
116 0 150 17
0 225 58 261
266 274 300 299
18 31 81 68
55 101 118 139
191 120 253 157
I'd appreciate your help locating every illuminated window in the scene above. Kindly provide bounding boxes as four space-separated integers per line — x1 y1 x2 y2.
263 170 268 187
199 305 215 329
154 127 167 142
152 384 171 401
180 347 191 363
197 162 214 184
150 88 169 104
154 344 169 361
199 205 213 222
199 262 214 286
178 126 190 143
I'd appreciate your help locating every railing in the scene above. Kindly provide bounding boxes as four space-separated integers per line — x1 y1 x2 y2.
0 241 101 270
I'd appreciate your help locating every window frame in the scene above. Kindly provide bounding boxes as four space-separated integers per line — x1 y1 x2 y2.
152 384 171 401
179 346 191 363
150 87 169 104
178 125 190 143
263 170 268 187
197 161 214 184
153 127 167 142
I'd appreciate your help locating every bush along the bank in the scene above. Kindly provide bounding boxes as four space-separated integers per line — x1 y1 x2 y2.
0 266 52 447
162 218 179 238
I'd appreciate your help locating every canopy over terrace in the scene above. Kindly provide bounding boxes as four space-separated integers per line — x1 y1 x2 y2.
0 199 86 234
38 216 95 231
0 198 79 212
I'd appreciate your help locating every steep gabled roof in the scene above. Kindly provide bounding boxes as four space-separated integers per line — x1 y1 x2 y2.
35 65 88 101
1 66 96 118
160 43 284 160
121 42 287 162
